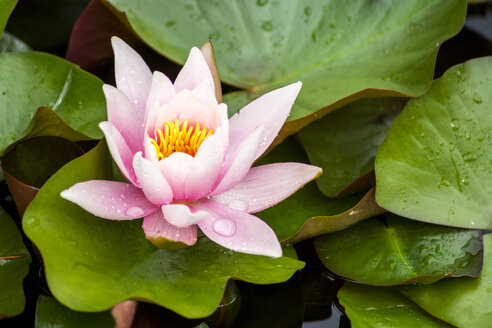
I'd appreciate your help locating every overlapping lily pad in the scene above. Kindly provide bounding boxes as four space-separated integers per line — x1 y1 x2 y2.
0 208 31 319
398 233 492 328
256 138 385 244
0 0 16 35
108 0 465 139
376 57 492 229
35 295 114 328
23 141 304 318
0 52 106 155
314 216 483 285
338 282 453 328
298 98 406 197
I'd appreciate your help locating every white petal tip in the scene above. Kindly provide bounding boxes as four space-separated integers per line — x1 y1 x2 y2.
60 189 71 200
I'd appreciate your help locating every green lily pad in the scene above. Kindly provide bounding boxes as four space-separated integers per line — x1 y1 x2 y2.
338 282 453 328
0 31 30 53
35 295 114 328
375 57 492 229
298 98 406 197
399 233 492 328
314 216 483 286
0 51 106 155
0 207 31 319
256 138 385 244
0 0 16 35
23 141 304 319
107 0 465 138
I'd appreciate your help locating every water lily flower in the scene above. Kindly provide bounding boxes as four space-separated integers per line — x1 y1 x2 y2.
61 37 321 258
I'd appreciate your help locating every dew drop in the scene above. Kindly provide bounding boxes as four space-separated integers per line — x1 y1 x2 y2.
472 93 483 104
450 119 459 131
213 219 237 237
126 207 144 217
165 21 176 27
304 6 312 16
261 21 272 31
256 0 268 6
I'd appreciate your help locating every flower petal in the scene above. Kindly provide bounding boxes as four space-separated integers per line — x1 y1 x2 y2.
213 163 322 213
145 71 176 137
142 211 197 248
99 121 138 186
60 180 158 220
174 47 215 95
161 203 210 228
195 200 282 258
212 126 263 195
228 82 302 159
111 37 152 116
103 84 143 154
158 152 194 201
184 126 227 200
133 152 173 205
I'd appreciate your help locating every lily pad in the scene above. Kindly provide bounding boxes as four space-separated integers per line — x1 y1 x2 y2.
314 216 483 286
338 282 453 328
23 141 304 318
35 295 114 328
0 207 31 319
256 138 385 244
0 31 30 53
0 51 106 155
398 233 492 328
108 0 465 138
298 98 406 197
0 0 16 35
375 57 492 229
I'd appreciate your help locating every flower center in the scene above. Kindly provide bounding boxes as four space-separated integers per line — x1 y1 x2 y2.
150 119 214 159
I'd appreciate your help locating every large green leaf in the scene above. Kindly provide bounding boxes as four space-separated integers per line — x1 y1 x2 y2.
0 31 30 53
108 0 465 138
298 98 405 197
255 137 384 244
314 216 483 285
338 282 453 328
23 141 304 319
35 295 114 328
0 0 16 35
375 57 492 229
0 52 106 155
399 233 492 328
0 207 31 319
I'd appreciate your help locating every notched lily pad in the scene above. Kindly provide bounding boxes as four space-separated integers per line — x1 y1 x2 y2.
376 57 492 229
298 98 406 197
107 0 465 141
0 51 106 155
338 282 453 328
23 141 304 319
35 295 114 328
398 233 492 328
0 207 31 319
314 215 483 286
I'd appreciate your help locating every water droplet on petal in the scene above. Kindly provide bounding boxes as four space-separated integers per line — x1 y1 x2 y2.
126 206 144 217
213 219 237 237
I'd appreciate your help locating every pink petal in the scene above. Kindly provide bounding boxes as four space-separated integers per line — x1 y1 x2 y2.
191 79 216 104
212 126 263 195
143 136 159 164
99 121 138 186
133 152 173 205
158 152 194 201
161 203 210 228
184 127 227 200
174 47 215 95
60 180 158 220
195 200 282 258
142 211 197 247
111 37 152 116
228 82 302 159
103 84 144 154
145 71 176 137
213 163 322 213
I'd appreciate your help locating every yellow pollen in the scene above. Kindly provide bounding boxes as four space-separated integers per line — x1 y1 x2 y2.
151 119 214 159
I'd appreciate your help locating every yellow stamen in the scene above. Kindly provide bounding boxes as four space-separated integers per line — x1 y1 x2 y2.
151 119 214 159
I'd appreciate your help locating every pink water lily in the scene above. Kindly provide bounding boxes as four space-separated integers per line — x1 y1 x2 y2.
61 37 321 258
